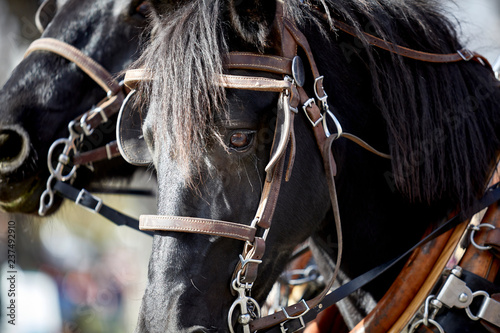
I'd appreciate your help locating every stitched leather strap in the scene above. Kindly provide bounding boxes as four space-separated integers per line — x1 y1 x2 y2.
24 38 122 95
226 52 292 75
139 215 257 242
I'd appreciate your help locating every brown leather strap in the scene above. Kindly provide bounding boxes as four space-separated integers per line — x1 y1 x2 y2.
72 141 120 166
24 38 121 95
139 215 257 242
327 17 492 68
72 93 125 135
226 52 292 75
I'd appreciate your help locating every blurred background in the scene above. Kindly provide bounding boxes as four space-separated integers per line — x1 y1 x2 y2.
0 0 498 332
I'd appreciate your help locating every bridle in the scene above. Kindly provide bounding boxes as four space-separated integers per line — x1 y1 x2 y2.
124 3 500 333
24 2 152 235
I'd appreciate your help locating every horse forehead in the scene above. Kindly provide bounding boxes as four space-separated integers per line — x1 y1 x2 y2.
225 89 279 123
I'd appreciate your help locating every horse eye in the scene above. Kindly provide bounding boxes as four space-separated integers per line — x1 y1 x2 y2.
229 131 254 150
135 1 151 18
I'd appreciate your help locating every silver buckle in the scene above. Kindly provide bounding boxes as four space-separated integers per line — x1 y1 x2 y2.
279 316 305 333
303 98 323 127
457 48 474 61
80 112 94 136
75 189 103 213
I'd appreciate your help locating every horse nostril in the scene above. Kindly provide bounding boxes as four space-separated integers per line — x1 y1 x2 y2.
0 125 31 174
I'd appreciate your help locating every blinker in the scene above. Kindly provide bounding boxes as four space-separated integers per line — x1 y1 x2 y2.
292 56 306 87
116 90 153 166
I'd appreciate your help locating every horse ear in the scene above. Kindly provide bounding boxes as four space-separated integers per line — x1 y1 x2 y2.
228 0 277 47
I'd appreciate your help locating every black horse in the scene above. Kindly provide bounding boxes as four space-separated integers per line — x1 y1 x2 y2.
131 0 500 332
0 0 152 214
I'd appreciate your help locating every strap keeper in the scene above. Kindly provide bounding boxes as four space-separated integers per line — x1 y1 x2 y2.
75 189 103 213
281 299 310 320
92 106 108 123
105 143 113 160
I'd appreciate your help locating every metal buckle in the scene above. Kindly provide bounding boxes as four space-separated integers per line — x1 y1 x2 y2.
75 189 103 213
313 76 329 110
80 112 94 136
457 48 474 61
281 299 310 320
279 316 305 333
303 98 323 127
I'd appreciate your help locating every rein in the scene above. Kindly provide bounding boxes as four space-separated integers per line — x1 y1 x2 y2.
125 6 500 332
24 38 151 235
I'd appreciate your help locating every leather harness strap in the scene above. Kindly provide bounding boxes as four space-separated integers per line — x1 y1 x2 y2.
24 38 122 95
324 14 492 68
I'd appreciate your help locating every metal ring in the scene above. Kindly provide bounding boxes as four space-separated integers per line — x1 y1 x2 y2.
465 290 490 321
323 110 343 139
469 223 495 251
47 138 78 182
409 318 445 333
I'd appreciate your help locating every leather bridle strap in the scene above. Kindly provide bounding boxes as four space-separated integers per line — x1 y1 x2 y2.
72 141 121 166
53 180 153 236
140 215 257 242
319 13 492 68
24 38 122 96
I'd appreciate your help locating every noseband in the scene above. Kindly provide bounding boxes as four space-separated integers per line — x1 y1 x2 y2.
125 4 499 333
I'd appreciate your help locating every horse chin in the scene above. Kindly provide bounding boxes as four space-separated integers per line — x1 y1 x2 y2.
0 176 46 214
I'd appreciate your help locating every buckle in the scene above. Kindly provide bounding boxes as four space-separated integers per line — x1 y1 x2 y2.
80 112 94 136
303 98 323 127
314 76 329 110
457 48 474 61
279 316 305 333
75 189 103 213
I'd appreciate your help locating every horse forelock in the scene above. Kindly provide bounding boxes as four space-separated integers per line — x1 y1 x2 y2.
135 0 228 179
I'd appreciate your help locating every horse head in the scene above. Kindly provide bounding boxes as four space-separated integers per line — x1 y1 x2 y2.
0 0 151 214
133 0 500 332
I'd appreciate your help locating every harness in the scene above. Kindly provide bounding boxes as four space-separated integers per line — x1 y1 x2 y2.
121 4 500 333
24 20 152 235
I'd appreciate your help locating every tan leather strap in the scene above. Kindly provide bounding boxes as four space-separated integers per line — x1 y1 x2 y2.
24 38 121 95
218 74 293 92
140 215 257 242
35 0 57 34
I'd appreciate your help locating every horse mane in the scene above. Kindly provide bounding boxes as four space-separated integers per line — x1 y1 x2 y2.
137 0 500 209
